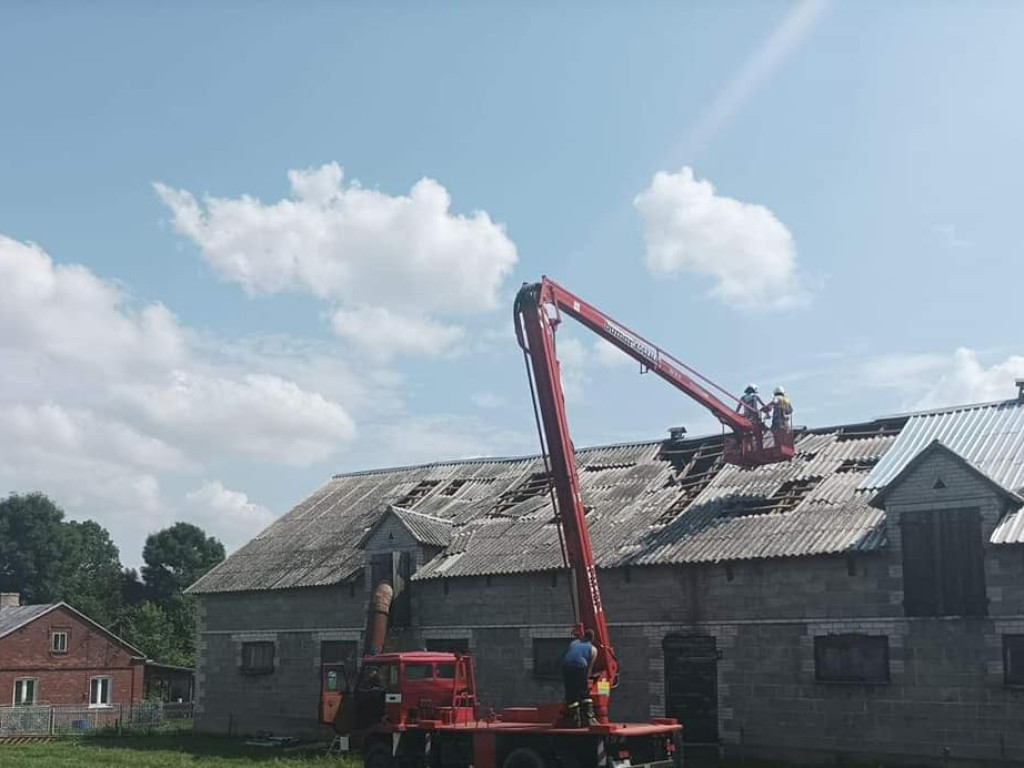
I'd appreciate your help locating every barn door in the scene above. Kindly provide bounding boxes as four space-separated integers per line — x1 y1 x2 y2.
663 634 718 744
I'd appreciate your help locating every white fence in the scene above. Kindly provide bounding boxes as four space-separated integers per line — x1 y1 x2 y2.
0 701 192 737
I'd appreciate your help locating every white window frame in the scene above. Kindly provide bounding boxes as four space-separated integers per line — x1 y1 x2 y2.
13 678 37 706
89 676 112 708
51 630 68 653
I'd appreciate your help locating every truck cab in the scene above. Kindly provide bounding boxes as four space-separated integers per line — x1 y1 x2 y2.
323 651 478 742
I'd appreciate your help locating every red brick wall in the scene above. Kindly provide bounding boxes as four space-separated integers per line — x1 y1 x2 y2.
0 605 144 707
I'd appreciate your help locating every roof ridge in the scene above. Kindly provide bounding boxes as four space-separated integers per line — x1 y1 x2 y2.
392 506 455 524
877 396 1023 421
329 439 666 480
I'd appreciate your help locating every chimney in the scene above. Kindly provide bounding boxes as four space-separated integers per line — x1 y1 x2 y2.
668 426 688 444
0 592 20 609
1017 379 1024 403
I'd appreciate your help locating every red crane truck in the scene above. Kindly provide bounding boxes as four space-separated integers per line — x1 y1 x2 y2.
320 277 794 768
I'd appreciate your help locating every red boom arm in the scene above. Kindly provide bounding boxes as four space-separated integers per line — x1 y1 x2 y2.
514 277 793 723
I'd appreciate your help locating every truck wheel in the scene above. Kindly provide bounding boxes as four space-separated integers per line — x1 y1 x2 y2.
503 747 547 768
364 743 394 768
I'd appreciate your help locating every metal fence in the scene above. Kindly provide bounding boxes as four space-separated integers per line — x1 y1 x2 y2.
0 701 192 737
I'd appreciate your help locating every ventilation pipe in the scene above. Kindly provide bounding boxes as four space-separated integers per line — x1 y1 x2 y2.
365 581 394 657
1016 379 1024 403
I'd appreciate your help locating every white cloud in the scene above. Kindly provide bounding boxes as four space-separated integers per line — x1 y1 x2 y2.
860 348 1024 410
857 353 948 394
0 235 186 372
117 370 356 466
472 391 506 409
331 306 464 359
0 404 188 472
155 162 517 315
0 233 365 563
591 338 635 369
370 415 533 467
634 167 807 310
914 349 1024 409
184 481 276 553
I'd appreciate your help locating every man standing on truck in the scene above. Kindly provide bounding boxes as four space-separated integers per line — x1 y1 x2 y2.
562 629 598 727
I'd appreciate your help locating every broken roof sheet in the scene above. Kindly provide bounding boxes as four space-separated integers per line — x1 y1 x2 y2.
193 416 907 593
189 398 1024 594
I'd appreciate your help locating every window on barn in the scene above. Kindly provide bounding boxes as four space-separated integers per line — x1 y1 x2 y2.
89 676 112 707
425 638 470 654
241 641 275 674
50 630 68 654
901 508 987 617
1003 635 1024 686
814 634 889 684
532 638 567 680
13 678 37 706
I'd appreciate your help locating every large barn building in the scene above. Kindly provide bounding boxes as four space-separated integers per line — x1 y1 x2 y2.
189 395 1024 766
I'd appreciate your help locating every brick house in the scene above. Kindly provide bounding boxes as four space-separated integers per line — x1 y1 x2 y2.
0 594 146 709
188 396 1024 766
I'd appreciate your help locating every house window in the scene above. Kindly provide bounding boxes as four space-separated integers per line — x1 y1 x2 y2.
425 638 470 654
13 678 37 706
532 638 567 680
1003 635 1024 686
89 677 112 707
51 631 68 653
241 641 275 674
814 634 889 684
901 508 987 617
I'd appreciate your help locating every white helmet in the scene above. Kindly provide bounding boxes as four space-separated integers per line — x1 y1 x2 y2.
774 385 785 396
745 383 758 394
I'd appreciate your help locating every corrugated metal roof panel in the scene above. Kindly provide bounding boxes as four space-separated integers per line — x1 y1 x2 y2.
861 399 1024 492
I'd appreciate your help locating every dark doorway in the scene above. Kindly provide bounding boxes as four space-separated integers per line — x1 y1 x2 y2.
663 634 718 744
369 551 414 628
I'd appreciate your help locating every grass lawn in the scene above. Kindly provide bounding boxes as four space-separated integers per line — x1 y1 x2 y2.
0 734 911 768
0 734 362 767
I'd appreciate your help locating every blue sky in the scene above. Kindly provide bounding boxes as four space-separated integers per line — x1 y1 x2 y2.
2 1 1022 564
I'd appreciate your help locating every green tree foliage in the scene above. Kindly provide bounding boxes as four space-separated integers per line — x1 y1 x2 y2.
0 492 65 603
121 601 193 668
59 520 123 626
1 492 226 667
142 522 225 603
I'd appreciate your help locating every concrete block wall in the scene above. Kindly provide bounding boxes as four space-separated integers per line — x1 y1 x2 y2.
192 451 1024 764
195 585 364 735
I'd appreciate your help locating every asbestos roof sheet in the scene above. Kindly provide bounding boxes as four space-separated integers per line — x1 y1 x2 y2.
391 507 456 547
0 604 56 639
191 399 1024 594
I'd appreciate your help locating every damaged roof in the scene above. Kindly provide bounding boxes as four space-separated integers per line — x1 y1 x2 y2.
189 398 1024 594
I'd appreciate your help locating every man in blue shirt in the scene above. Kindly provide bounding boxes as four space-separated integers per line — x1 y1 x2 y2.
561 629 598 727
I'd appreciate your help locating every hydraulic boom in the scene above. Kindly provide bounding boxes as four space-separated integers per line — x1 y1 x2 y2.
513 277 794 723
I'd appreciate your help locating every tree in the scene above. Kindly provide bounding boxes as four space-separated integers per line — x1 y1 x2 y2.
142 522 225 602
59 520 123 626
0 493 65 603
120 567 149 607
136 522 224 666
121 601 192 667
